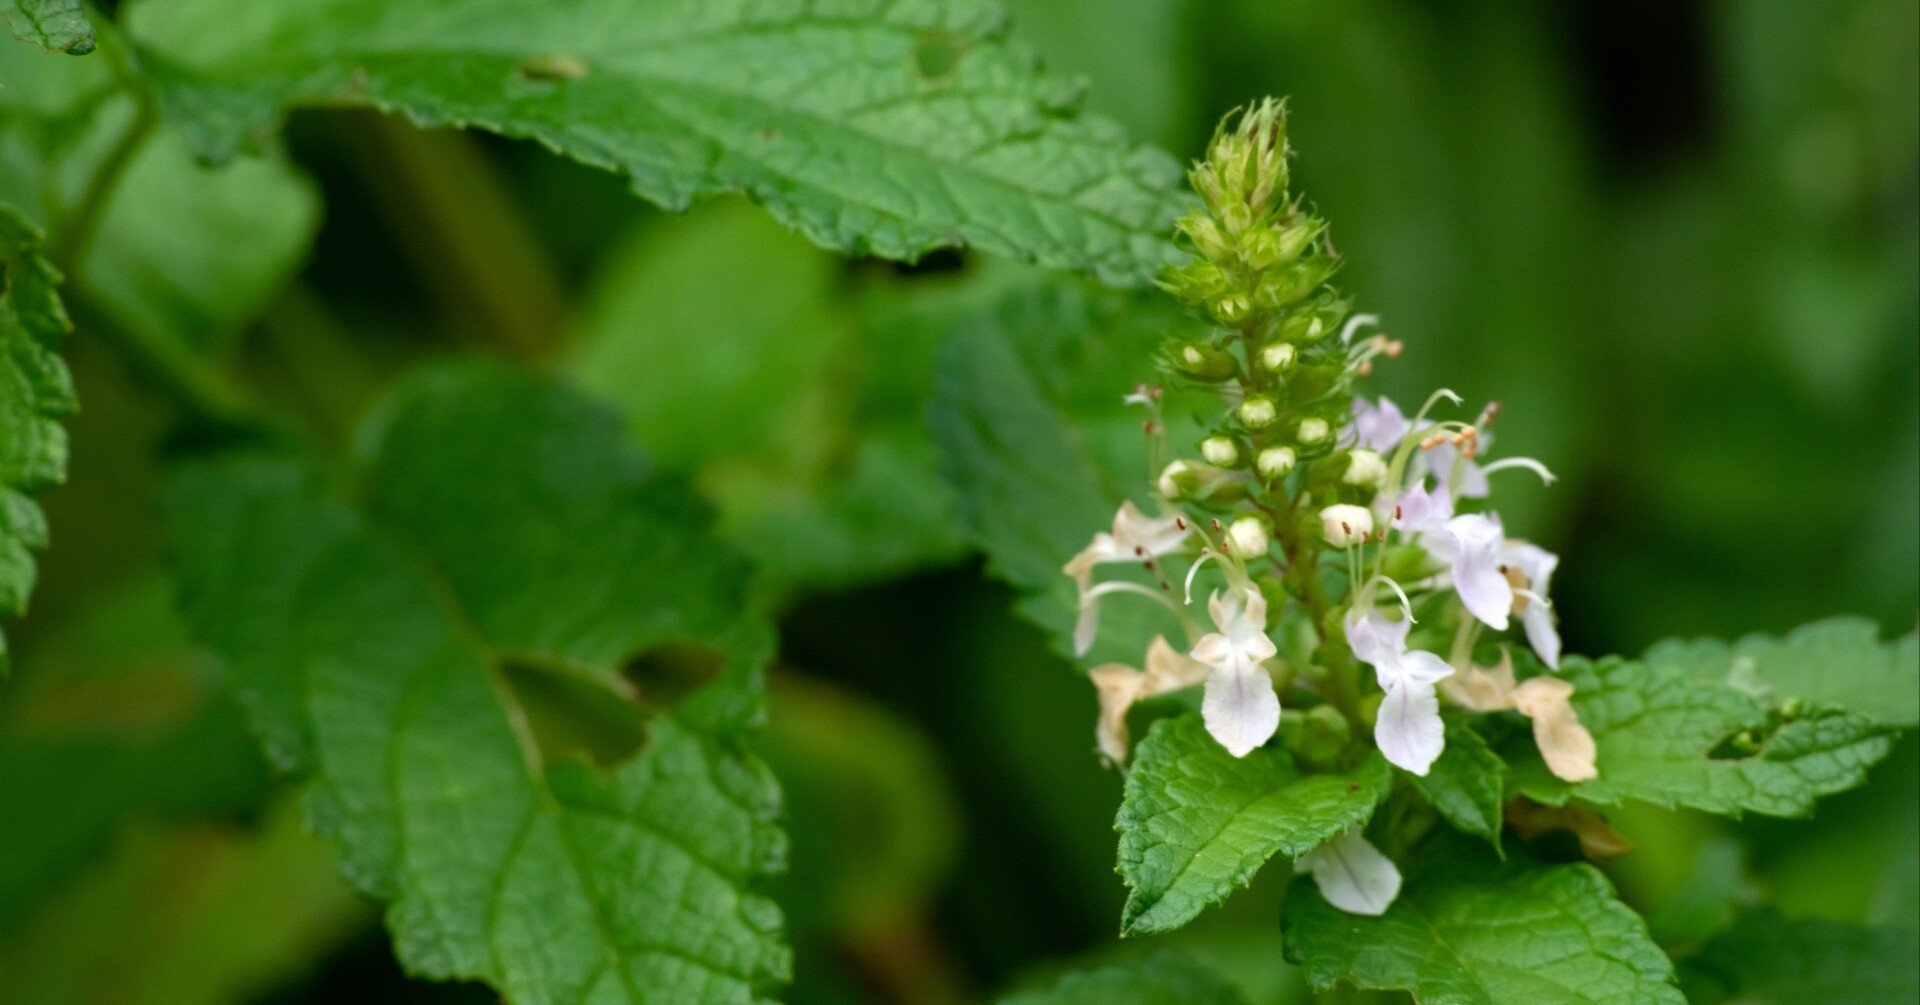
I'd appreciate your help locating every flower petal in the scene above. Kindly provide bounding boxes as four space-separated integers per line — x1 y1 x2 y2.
1447 516 1513 630
1513 677 1597 782
1396 649 1456 687
1375 681 1444 775
1202 659 1281 758
1073 589 1101 656
1300 827 1402 916
1089 664 1146 764
1521 602 1562 669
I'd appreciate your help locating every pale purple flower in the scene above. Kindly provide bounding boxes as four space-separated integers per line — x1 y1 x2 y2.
1192 587 1281 757
1434 514 1513 631
1503 541 1562 668
1346 610 1454 775
1348 396 1411 453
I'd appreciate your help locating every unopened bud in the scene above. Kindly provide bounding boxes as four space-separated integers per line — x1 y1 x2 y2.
1159 460 1194 499
1238 396 1279 429
1280 313 1329 342
1343 449 1387 487
1159 460 1237 502
1201 436 1240 467
1256 446 1297 479
1171 341 1236 382
1297 417 1330 444
1319 503 1375 547
1180 214 1231 260
1259 342 1297 372
1212 293 1252 324
1226 517 1270 558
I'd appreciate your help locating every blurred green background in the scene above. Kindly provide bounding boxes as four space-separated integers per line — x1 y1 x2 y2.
1 0 1914 1002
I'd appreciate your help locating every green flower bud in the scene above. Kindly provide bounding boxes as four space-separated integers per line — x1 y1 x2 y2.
1259 342 1297 372
1169 341 1236 382
1178 213 1232 261
1256 446 1297 479
1238 396 1279 429
1211 293 1252 325
1201 435 1241 467
1343 449 1387 487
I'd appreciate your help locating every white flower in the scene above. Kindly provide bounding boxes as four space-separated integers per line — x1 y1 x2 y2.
1063 502 1190 655
1319 503 1374 547
1344 449 1387 488
1088 637 1210 764
1439 652 1597 783
1191 587 1281 757
1294 827 1401 915
1348 396 1411 453
1503 541 1562 668
1435 513 1513 630
1346 610 1453 775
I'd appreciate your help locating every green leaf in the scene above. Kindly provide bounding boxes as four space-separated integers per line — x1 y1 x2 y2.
0 40 319 357
928 278 1196 667
125 0 1190 284
1116 716 1391 937
998 950 1248 1005
1408 716 1506 846
1508 653 1898 818
167 366 790 1003
1 0 92 54
0 203 73 672
1283 836 1684 1004
1679 908 1920 1005
1646 617 1919 728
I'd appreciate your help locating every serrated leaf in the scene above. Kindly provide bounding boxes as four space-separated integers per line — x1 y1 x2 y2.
1283 836 1684 1004
1116 716 1390 937
1678 908 1920 1005
125 0 1190 284
928 278 1198 668
1508 653 1898 818
0 40 318 358
997 950 1248 1005
1 0 92 54
1407 716 1506 846
1646 617 1919 728
0 203 73 673
167 366 790 1004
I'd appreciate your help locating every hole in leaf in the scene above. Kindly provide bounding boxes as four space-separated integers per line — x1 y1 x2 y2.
911 29 966 81
624 640 726 709
501 660 649 769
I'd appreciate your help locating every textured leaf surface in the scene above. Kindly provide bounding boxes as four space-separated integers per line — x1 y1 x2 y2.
1283 837 1683 1004
0 204 72 671
997 950 1247 1005
1116 716 1390 937
1646 617 1919 728
0 40 317 357
168 367 789 1003
1508 654 1897 818
1679 908 1920 1005
1408 716 1506 845
1 0 92 53
928 278 1198 667
127 0 1189 283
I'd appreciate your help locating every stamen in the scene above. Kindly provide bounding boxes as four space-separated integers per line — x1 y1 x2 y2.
1480 456 1557 485
1338 313 1382 346
1182 551 1223 603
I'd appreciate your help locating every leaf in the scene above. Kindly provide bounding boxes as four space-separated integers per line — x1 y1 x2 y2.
1678 908 1920 1005
167 365 790 1003
0 576 270 925
1407 716 1506 846
0 203 73 673
928 277 1196 667
1283 836 1684 1005
1507 653 1898 818
997 950 1248 1005
1115 716 1391 937
1645 617 1919 728
1 0 92 53
125 0 1190 284
0 40 319 357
